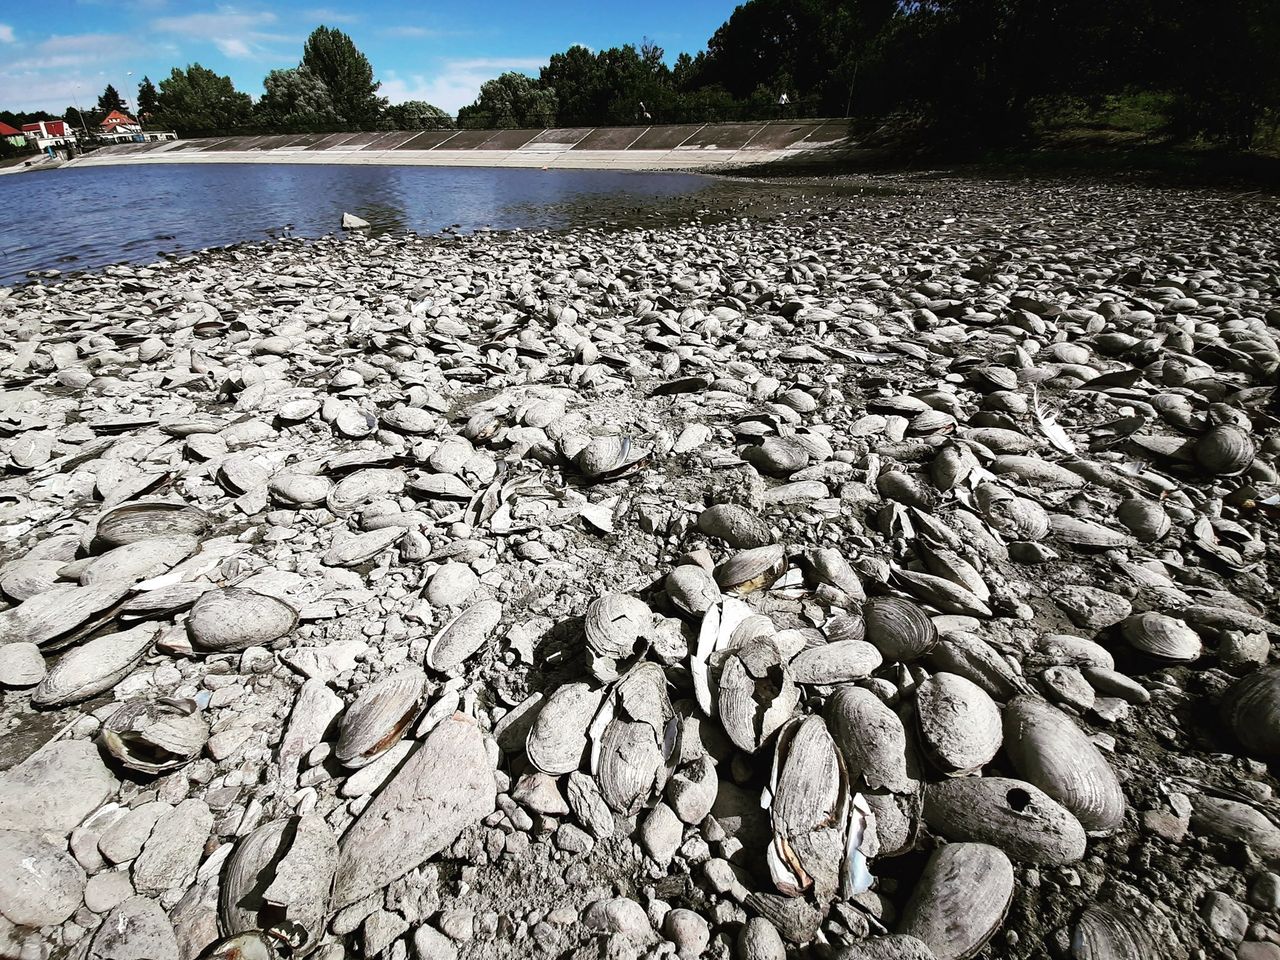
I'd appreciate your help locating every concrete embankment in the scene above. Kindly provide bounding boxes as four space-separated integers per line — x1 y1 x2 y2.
70 119 853 171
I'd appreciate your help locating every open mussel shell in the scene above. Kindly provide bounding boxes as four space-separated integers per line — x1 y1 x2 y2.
825 685 912 793
1069 903 1158 959
863 596 938 662
923 777 1086 865
219 814 336 947
718 636 799 754
94 500 211 549
714 545 787 596
424 598 502 672
596 662 676 816
1003 695 1125 833
100 698 209 774
527 682 603 775
1221 666 1280 760
1195 424 1256 476
898 842 1014 960
32 623 158 708
188 588 299 653
576 435 649 479
1120 612 1202 662
915 672 1002 776
697 503 773 549
335 669 426 769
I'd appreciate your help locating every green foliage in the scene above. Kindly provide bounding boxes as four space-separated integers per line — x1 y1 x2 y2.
136 77 160 122
97 84 125 115
153 64 253 133
256 66 342 128
457 72 557 128
302 25 387 126
380 101 454 130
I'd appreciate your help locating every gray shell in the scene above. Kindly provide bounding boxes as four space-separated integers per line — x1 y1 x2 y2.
95 500 211 548
187 588 299 653
597 663 675 816
768 716 847 902
32 624 157 708
1221 666 1280 761
1003 695 1125 833
714 545 787 595
697 503 774 549
825 685 912 793
1116 498 1171 542
862 596 938 662
718 637 799 754
923 777 1087 865
527 682 603 775
1069 904 1158 960
426 599 503 672
335 669 426 768
789 640 883 685
1194 424 1255 476
1120 612 1202 662
100 698 209 773
915 672 1002 775
665 566 721 617
898 842 1014 960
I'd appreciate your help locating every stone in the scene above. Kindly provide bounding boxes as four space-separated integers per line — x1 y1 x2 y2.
1251 873 1280 911
583 898 654 940
737 917 786 960
663 908 710 959
0 642 45 687
88 896 179 960
100 802 170 864
0 740 116 836
131 799 213 895
364 908 411 956
1239 943 1280 960
84 871 134 914
0 828 86 926
1204 892 1250 943
412 924 459 960
640 803 683 866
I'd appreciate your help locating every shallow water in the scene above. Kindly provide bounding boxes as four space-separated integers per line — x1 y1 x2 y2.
0 163 711 284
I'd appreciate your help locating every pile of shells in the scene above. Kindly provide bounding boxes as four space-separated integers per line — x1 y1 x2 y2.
0 171 1277 960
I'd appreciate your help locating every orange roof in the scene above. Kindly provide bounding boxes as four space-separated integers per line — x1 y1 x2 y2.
0 121 22 136
100 110 137 128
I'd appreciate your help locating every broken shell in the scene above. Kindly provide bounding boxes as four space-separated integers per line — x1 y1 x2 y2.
898 842 1014 960
718 636 799 754
425 599 503 672
583 593 652 678
697 503 773 548
94 500 211 548
914 672 1002 776
1195 424 1255 476
1120 612 1202 662
714 545 787 595
767 716 847 902
188 588 299 653
825 685 912 793
923 777 1087 864
1221 666 1280 761
1069 903 1158 960
596 662 676 816
100 698 209 774
862 596 938 662
32 623 158 708
1003 695 1125 833
527 683 604 775
335 669 426 768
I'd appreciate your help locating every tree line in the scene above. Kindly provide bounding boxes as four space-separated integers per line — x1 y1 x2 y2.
4 3 1279 150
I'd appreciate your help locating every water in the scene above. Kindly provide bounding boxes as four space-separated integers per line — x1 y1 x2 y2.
0 163 712 284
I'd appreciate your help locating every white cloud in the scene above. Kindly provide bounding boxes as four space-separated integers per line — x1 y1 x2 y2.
0 24 14 43
380 25 441 38
302 8 360 24
151 7 293 60
381 57 547 114
214 37 253 58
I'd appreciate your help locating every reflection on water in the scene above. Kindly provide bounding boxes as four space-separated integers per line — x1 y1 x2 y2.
0 163 710 284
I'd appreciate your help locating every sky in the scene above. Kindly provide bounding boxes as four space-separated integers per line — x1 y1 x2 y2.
0 0 740 116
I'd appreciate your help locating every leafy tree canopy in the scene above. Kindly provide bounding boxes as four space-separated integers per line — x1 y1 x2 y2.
256 66 341 128
152 64 253 133
457 72 556 128
301 25 387 126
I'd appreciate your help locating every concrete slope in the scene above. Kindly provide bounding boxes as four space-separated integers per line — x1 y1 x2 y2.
71 120 853 171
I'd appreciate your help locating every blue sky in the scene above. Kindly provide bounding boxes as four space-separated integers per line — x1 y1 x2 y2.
0 1 740 115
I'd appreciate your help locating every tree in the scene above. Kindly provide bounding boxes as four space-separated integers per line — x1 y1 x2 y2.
256 66 341 128
136 77 159 121
380 100 453 130
97 84 125 115
301 26 386 126
152 64 253 132
457 72 556 128
540 45 605 126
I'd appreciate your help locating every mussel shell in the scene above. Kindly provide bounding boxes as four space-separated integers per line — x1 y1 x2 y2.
1195 424 1255 476
188 588 299 653
897 842 1014 960
335 670 426 768
326 468 406 515
825 685 912 793
527 682 603 775
0 579 132 648
0 559 68 601
923 777 1087 865
32 623 158 708
718 639 799 754
789 640 882 685
424 599 502 672
583 594 651 659
100 698 209 773
862 596 938 662
665 566 720 617
95 500 211 548
1221 666 1280 760
268 473 333 508
1003 695 1125 833
1069 903 1157 960
77 535 199 586
914 673 1002 775
1048 515 1135 550
769 715 846 901
577 435 648 478
697 503 773 549
714 545 787 595
1120 612 1202 662
1115 499 1171 542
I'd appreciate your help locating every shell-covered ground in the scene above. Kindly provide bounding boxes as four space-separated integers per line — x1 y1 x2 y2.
0 172 1278 960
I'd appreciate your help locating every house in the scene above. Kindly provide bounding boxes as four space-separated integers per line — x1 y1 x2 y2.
22 119 77 155
0 121 26 148
99 110 141 142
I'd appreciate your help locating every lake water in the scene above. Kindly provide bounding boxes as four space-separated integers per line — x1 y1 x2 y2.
0 163 711 284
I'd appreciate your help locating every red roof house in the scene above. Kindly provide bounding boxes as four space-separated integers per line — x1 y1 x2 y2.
0 121 22 136
23 120 70 138
100 110 140 133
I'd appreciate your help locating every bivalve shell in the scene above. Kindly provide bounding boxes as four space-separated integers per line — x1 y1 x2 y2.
527 683 603 775
1194 424 1255 476
665 566 721 617
94 500 211 548
335 669 426 768
923 777 1087 864
898 842 1014 960
825 685 912 793
1221 666 1280 761
426 599 503 672
1003 695 1125 833
100 698 209 774
789 640 882 685
697 504 773 549
1120 612 1202 662
596 662 677 816
767 716 847 902
863 596 938 662
714 545 787 595
914 672 1002 775
188 588 298 653
1069 903 1158 960
32 624 158 708
1116 498 1171 542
